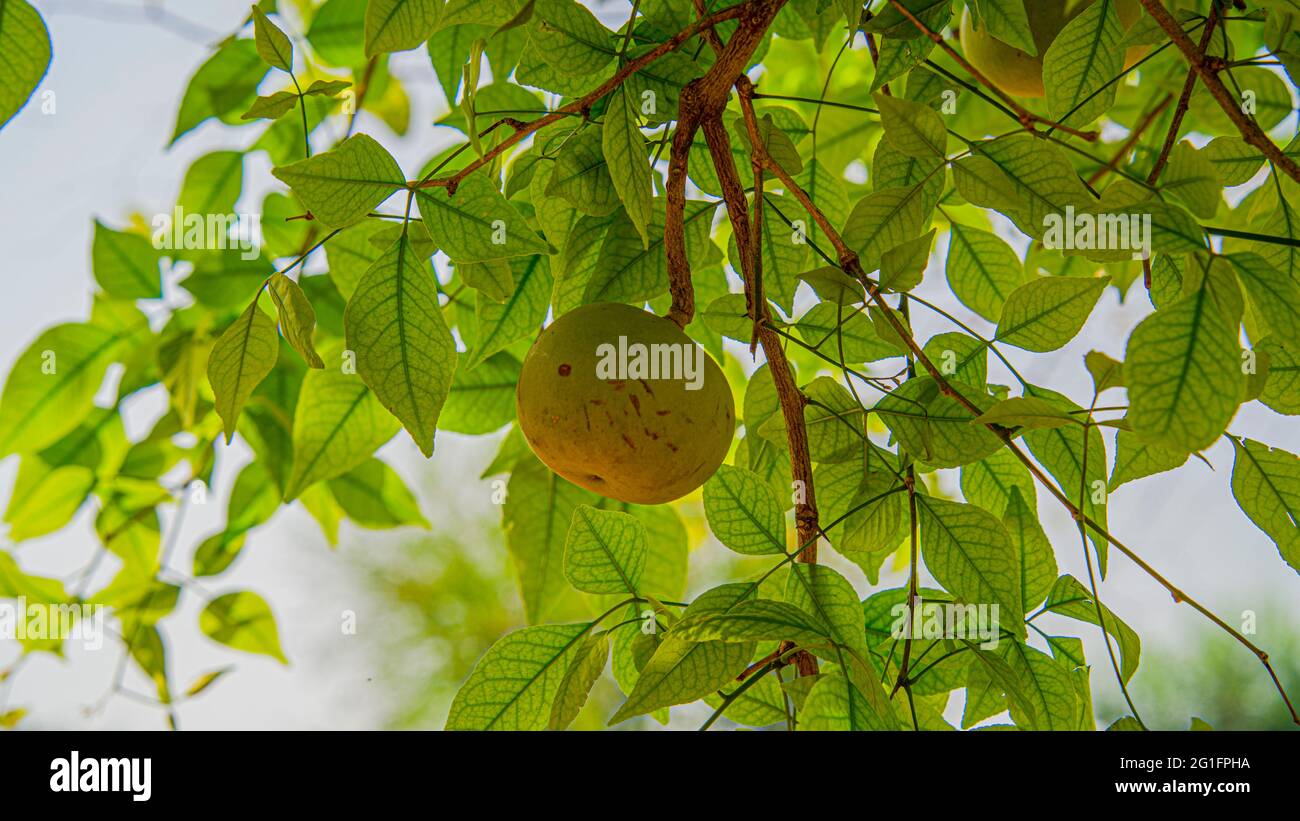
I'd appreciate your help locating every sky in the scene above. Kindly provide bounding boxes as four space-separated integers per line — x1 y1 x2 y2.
0 0 1297 730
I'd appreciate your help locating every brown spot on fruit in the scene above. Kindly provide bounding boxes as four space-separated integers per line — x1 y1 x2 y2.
515 302 735 505
558 363 572 376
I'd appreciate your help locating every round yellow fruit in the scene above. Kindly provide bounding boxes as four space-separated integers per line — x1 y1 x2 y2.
959 0 1147 99
516 302 735 505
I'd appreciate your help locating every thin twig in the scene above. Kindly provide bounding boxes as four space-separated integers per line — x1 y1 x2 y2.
1136 0 1300 183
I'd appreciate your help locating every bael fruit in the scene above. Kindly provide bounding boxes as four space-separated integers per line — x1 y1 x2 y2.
516 302 734 505
959 0 1146 98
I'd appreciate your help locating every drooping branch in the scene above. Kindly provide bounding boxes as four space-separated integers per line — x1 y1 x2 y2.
1136 0 1300 183
664 0 788 328
673 1 820 679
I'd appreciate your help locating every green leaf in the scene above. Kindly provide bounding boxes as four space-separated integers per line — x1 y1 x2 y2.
1108 428 1188 490
252 5 294 71
306 0 368 67
1202 136 1265 187
548 632 609 730
546 126 620 216
956 136 1092 240
842 185 930 273
972 0 1035 53
799 671 896 731
1002 486 1056 613
177 151 245 217
609 584 756 724
283 354 401 500
1085 349 1124 394
798 266 864 305
208 298 280 442
875 92 947 159
530 0 614 77
272 134 405 229
961 448 1036 516
1125 286 1242 453
241 90 300 121
194 460 280 575
1041 574 1140 683
584 199 716 305
876 377 1002 468
417 173 551 262
344 232 456 456
916 495 1024 636
603 85 654 248
564 505 647 595
1021 386 1109 567
1162 141 1222 219
329 457 429 529
1042 0 1124 127
1000 640 1079 730
671 599 829 646
3 464 94 541
447 621 591 730
1230 438 1300 574
1226 252 1300 342
459 258 515 303
303 79 352 97
945 222 1022 323
469 254 552 368
701 293 753 342
268 273 325 368
199 591 287 663
440 351 519 434
803 377 867 462
438 0 527 29
365 0 442 57
974 396 1078 430
0 0 51 130
703 464 788 555
785 562 869 659
728 193 811 312
171 39 268 144
505 456 600 624
91 221 162 299
923 331 988 386
1257 337 1300 415
995 276 1108 352
880 228 935 292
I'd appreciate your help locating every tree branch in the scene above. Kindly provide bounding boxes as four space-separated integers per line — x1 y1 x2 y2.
412 3 751 194
1135 0 1300 183
757 142 1300 725
1147 3 1222 185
